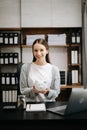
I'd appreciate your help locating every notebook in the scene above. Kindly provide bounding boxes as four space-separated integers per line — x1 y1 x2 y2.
26 103 46 112
47 87 87 116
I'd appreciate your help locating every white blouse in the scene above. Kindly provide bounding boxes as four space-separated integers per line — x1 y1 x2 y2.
29 63 52 89
20 63 60 102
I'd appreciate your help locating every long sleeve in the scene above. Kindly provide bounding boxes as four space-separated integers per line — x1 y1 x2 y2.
20 64 30 95
20 63 36 98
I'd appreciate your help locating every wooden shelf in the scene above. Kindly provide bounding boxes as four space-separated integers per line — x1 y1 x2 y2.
60 85 83 89
22 44 80 48
0 28 21 31
0 45 21 48
22 44 69 48
70 44 80 47
68 64 81 67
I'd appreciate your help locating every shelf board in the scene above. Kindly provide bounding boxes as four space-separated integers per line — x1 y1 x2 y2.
0 28 21 31
22 44 69 48
1 85 18 90
0 64 18 66
70 44 80 47
0 45 21 48
68 64 80 67
61 84 83 89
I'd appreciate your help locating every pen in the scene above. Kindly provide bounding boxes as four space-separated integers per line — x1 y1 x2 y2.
29 104 31 109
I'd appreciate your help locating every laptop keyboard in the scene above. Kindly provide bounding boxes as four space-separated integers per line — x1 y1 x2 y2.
55 105 67 111
47 105 67 112
56 108 66 113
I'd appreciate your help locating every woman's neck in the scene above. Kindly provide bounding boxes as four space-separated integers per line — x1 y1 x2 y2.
34 60 47 66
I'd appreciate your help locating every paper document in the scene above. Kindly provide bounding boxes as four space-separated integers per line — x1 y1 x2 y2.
26 103 46 112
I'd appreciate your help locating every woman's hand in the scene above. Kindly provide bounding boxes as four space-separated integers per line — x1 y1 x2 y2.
32 86 50 95
32 86 40 94
40 88 50 95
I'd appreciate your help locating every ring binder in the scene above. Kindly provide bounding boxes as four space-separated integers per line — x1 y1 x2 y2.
14 33 18 44
4 53 9 64
9 33 14 44
13 53 19 64
0 33 4 44
0 53 4 64
4 33 9 45
9 53 13 64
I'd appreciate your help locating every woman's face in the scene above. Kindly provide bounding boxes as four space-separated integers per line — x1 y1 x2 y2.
33 43 48 61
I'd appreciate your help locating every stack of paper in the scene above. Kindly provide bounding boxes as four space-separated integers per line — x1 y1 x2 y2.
26 34 45 45
26 103 46 112
48 34 66 45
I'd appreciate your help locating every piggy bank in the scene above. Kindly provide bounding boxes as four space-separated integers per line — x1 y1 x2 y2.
34 80 47 91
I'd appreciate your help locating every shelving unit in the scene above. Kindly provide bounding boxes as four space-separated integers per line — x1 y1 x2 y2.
21 27 83 89
0 28 22 108
67 28 82 87
0 27 83 103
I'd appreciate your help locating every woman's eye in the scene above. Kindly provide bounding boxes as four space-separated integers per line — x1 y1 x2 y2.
40 49 44 51
34 49 38 52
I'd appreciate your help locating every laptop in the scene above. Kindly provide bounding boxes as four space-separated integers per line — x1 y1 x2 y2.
47 87 87 116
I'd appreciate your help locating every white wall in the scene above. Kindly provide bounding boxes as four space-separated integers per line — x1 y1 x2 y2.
21 0 82 27
0 0 82 27
0 0 21 27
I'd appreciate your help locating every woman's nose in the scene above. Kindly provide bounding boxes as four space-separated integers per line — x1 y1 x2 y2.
37 51 41 55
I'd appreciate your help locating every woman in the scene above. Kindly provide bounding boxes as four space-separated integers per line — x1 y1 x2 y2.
20 38 60 102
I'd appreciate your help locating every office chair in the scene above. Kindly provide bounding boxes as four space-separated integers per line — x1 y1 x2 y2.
17 62 23 95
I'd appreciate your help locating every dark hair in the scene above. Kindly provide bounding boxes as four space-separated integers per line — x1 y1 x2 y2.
32 39 50 63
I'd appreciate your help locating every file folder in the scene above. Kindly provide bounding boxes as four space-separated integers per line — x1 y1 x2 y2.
9 33 14 44
0 33 4 44
4 33 9 45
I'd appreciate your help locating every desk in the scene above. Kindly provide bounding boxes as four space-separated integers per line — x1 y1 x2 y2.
0 102 87 129
0 101 87 120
